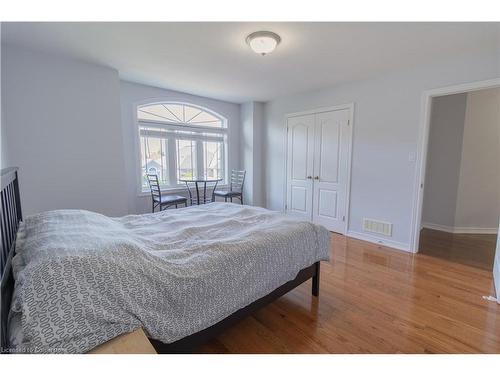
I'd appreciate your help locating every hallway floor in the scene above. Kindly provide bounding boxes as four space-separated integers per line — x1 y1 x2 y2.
419 228 497 271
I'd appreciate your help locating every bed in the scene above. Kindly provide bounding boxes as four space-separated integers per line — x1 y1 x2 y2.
0 167 330 354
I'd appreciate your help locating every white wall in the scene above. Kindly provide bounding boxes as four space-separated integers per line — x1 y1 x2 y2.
454 87 499 230
1 45 242 217
120 80 241 214
422 93 467 228
0 39 8 169
1 98 8 169
240 101 264 206
1 45 128 216
264 51 499 250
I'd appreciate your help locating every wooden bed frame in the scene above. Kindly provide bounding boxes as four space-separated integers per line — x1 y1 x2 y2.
0 167 320 354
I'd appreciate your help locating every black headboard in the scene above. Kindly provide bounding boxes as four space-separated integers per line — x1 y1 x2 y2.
0 167 22 352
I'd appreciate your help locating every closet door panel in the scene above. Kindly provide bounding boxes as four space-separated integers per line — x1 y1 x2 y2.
312 109 350 233
318 121 340 183
286 114 315 220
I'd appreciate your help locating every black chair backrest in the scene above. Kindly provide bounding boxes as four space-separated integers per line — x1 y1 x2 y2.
230 170 246 193
147 174 161 201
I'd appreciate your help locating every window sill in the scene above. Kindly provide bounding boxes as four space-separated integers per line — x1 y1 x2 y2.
138 184 228 198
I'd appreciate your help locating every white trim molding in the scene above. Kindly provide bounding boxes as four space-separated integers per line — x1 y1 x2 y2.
285 104 354 118
410 78 500 253
347 230 411 253
493 222 500 303
421 222 499 235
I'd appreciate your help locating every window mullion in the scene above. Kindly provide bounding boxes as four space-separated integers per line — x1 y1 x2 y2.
168 137 177 187
143 136 147 189
196 140 204 179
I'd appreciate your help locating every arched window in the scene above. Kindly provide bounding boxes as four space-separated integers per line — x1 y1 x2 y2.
137 102 227 191
138 103 225 128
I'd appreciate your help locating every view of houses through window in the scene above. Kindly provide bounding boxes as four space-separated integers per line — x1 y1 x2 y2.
176 139 196 180
138 102 227 191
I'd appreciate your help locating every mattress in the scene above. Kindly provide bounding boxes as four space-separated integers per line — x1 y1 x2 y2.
9 202 330 353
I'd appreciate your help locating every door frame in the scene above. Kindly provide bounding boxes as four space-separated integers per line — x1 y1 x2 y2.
283 103 355 234
410 78 500 253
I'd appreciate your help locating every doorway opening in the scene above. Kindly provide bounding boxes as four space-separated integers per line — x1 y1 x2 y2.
416 84 499 271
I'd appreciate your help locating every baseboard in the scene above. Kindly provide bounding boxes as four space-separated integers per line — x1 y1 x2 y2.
422 222 498 235
346 230 411 253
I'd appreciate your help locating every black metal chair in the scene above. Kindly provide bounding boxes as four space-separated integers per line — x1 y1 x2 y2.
213 170 246 204
147 174 187 212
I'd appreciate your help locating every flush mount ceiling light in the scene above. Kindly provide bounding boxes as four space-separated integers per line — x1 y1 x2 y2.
246 31 281 56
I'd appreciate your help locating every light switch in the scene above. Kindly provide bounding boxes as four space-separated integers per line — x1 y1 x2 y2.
408 151 416 162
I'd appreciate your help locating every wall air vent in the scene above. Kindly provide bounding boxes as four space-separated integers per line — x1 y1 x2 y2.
363 218 393 236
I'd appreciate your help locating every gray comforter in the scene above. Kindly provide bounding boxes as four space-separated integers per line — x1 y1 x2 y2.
10 203 330 353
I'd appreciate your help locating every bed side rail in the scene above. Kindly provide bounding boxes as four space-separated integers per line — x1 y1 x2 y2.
1 167 22 353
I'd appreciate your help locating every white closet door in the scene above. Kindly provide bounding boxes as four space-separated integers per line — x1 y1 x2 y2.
286 114 315 220
312 109 350 233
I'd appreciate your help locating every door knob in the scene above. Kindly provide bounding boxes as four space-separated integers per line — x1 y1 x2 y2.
307 176 312 179
314 176 320 180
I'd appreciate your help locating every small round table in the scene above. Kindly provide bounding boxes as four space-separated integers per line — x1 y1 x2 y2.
180 178 223 205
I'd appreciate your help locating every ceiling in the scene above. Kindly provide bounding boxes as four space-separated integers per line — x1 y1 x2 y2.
2 22 498 103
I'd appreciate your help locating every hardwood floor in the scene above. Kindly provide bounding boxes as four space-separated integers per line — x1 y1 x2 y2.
419 228 497 271
199 233 500 353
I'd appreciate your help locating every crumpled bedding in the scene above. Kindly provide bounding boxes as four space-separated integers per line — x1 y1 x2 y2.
9 202 330 353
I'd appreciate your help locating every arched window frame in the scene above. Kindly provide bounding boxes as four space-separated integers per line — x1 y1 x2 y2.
136 101 229 192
